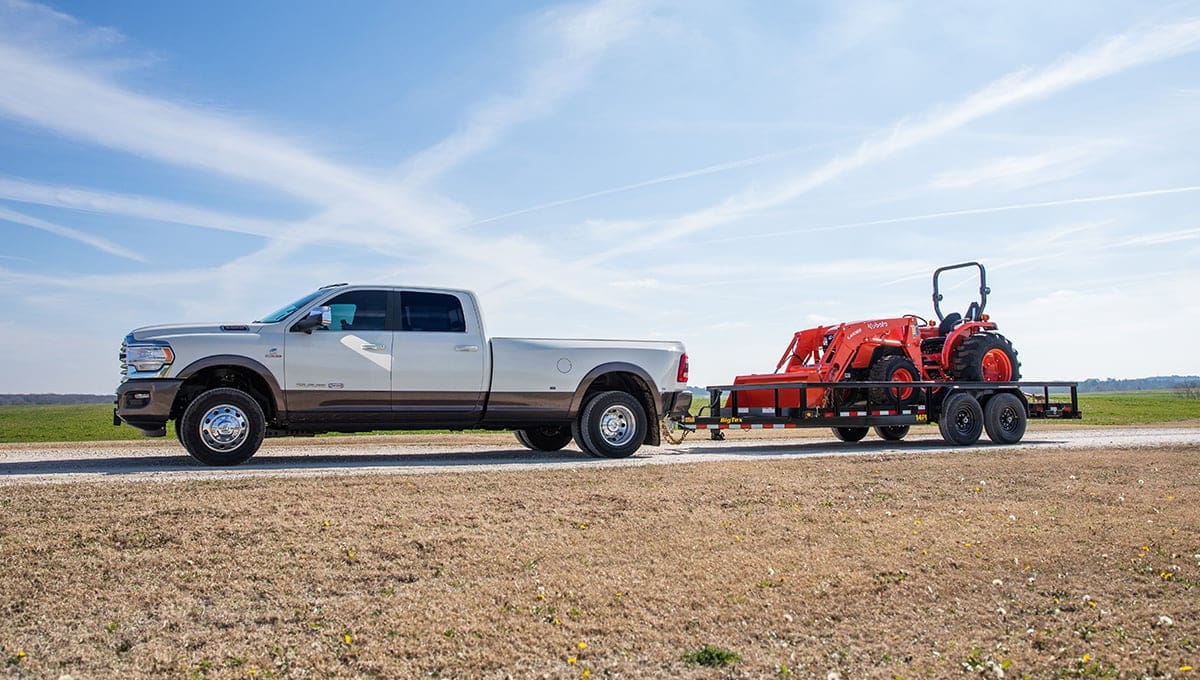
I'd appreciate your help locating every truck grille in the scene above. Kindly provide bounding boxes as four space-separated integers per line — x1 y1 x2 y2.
119 339 127 383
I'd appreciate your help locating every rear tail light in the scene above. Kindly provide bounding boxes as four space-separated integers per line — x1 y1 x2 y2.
677 353 689 383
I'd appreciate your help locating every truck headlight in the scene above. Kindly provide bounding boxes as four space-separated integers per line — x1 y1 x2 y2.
126 344 175 373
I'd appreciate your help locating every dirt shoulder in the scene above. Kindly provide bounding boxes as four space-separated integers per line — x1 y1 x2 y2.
1 446 1198 679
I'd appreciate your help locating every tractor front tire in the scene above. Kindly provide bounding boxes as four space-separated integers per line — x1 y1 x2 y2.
868 355 921 407
951 333 1021 382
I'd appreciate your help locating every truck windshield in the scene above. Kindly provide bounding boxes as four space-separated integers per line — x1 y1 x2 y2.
255 290 326 323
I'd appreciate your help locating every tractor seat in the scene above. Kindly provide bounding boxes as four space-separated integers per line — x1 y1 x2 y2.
938 312 962 336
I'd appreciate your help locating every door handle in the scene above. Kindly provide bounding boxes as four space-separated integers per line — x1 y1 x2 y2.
360 343 386 352
454 345 480 352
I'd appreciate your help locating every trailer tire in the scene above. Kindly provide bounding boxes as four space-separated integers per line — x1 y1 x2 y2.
514 426 574 452
984 393 1026 444
572 391 646 458
874 425 910 441
938 392 983 445
868 355 920 407
832 426 869 442
178 387 265 466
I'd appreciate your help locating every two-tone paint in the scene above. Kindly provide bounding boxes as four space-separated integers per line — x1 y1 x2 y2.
115 285 689 443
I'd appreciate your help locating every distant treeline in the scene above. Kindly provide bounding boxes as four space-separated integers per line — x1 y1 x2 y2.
1078 376 1200 393
0 394 114 406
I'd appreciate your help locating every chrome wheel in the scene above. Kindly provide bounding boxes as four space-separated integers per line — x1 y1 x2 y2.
598 404 637 447
199 404 249 452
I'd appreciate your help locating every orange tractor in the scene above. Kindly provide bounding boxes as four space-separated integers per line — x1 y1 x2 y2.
732 262 1020 412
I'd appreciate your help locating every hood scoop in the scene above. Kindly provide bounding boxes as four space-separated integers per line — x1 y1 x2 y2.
221 325 250 332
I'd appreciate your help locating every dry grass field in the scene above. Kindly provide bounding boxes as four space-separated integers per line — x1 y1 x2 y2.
2 445 1198 679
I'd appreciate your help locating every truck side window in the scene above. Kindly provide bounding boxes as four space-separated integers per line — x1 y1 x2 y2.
325 290 387 331
401 292 466 333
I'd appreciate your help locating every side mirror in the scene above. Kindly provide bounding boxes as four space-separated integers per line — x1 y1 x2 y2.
292 306 331 333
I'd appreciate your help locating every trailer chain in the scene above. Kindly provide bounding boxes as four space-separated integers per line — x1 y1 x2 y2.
661 418 690 445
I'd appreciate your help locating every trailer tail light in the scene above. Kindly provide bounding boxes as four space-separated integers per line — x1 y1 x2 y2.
677 353 689 384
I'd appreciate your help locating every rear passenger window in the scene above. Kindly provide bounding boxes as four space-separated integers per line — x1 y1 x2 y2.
325 290 388 331
401 292 466 333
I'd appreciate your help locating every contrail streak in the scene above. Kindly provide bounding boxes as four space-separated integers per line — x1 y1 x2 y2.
702 185 1200 243
467 144 827 227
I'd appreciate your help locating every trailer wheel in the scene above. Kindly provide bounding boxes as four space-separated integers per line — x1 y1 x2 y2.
938 392 983 445
514 426 574 452
869 355 920 407
832 426 868 442
572 391 646 458
984 393 1026 444
178 387 265 466
874 425 910 441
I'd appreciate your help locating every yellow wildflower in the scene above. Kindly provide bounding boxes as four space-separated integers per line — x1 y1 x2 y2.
1179 665 1192 672
567 657 577 665
577 641 588 651
344 633 353 645
1082 653 1091 663
581 670 591 679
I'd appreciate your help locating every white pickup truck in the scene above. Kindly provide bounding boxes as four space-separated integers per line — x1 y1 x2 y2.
114 284 691 465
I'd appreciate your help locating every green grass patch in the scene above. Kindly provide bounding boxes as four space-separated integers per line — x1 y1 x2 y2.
1069 391 1200 425
0 403 169 443
682 645 741 667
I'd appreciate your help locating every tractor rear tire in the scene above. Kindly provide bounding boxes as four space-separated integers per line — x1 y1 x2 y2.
950 333 1021 382
874 425 910 441
984 393 1027 444
938 392 984 445
832 427 869 442
514 426 574 452
868 355 921 407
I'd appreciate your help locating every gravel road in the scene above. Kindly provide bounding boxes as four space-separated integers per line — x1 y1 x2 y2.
2 425 1197 485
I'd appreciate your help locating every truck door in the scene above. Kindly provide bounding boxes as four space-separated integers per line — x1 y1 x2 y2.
283 289 393 422
391 290 487 425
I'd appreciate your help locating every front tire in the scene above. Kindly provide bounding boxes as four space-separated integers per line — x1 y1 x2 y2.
572 391 646 458
514 426 574 452
868 355 920 407
984 393 1027 444
938 392 983 445
178 388 266 466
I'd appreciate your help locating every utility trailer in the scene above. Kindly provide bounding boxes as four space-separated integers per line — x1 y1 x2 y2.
672 380 1080 446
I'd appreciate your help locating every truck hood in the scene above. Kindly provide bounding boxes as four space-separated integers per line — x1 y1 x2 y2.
130 322 264 341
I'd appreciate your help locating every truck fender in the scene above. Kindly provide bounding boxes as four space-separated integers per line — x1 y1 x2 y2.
568 362 662 445
175 355 286 417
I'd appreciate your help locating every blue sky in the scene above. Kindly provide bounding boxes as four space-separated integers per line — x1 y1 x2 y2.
1 0 1199 394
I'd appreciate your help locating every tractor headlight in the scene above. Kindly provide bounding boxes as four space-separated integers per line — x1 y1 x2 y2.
126 343 175 374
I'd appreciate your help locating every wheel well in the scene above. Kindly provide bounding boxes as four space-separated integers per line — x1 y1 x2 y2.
171 367 277 422
580 371 660 446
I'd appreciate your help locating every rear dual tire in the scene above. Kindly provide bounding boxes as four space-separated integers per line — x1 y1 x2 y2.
514 426 573 452
572 390 647 459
